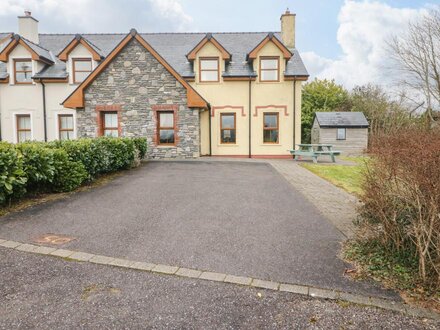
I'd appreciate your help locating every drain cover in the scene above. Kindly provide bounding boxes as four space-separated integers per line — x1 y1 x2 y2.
33 234 76 246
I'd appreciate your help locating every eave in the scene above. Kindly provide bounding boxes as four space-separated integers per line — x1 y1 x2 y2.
247 33 292 60
58 34 103 61
0 35 54 65
186 33 232 61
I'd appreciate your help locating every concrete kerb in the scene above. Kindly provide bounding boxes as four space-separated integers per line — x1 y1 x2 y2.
1 239 438 321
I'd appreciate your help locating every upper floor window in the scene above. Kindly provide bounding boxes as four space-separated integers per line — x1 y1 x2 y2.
157 111 175 145
263 113 279 143
101 112 119 137
16 114 31 142
220 113 236 144
58 114 74 140
72 58 92 84
14 59 32 84
199 57 219 82
260 57 279 82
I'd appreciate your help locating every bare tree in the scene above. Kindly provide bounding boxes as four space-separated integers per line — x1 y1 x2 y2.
388 8 440 124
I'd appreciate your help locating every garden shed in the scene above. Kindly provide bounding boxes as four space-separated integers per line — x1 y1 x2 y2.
311 112 369 155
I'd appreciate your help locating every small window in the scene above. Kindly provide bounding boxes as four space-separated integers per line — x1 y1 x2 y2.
157 111 175 145
58 114 74 140
72 58 92 84
220 113 236 144
260 57 279 82
101 112 119 137
16 114 31 142
14 59 32 84
263 113 279 143
337 128 346 140
199 58 219 82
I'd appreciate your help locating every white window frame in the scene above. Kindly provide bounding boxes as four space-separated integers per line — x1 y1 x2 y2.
337 128 346 140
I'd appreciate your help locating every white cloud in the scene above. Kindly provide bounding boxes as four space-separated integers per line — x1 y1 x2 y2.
0 0 193 33
302 0 429 88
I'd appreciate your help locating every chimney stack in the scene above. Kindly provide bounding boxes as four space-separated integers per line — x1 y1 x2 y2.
18 10 39 44
281 8 295 49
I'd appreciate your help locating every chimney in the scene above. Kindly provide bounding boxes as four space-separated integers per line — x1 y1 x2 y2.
18 10 39 44
280 8 295 49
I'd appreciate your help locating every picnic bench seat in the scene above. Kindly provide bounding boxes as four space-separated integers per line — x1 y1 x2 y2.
289 144 341 163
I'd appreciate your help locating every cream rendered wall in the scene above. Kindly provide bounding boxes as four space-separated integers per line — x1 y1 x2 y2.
1 44 44 142
0 43 92 142
191 40 302 157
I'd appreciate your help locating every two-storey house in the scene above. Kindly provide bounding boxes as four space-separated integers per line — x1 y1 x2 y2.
0 10 308 158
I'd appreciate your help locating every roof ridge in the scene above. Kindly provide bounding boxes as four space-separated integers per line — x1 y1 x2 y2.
37 31 281 36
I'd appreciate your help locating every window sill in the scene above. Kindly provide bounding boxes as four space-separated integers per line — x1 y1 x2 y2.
261 143 281 146
217 143 239 147
157 145 177 148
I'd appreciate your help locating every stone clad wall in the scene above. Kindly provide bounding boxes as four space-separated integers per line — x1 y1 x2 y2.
77 38 200 159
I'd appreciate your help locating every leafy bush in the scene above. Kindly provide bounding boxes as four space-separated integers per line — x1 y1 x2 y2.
0 137 147 205
355 127 440 294
0 142 27 204
51 149 88 192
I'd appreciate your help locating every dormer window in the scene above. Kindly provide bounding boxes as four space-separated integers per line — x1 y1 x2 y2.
199 57 219 82
259 57 280 82
72 58 92 84
14 59 32 84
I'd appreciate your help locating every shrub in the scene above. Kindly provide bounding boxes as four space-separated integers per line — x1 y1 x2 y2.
0 142 27 204
357 127 440 293
16 142 56 190
133 137 147 159
51 149 87 192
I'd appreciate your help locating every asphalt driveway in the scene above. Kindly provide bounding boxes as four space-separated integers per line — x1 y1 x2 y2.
0 161 395 298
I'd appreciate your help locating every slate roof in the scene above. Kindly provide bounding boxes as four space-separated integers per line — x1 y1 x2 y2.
0 31 308 80
315 112 369 128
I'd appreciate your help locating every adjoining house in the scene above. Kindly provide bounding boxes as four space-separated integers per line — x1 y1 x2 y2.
311 112 369 155
0 9 309 159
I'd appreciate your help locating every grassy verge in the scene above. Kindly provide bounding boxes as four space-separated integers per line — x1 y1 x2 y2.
300 158 366 196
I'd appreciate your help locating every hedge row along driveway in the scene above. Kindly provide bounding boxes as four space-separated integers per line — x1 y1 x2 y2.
0 137 147 205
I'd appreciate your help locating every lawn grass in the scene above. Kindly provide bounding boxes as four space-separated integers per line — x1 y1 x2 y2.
300 158 367 196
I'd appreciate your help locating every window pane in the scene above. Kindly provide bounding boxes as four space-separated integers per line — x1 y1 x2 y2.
74 71 90 83
159 112 174 127
201 71 218 82
200 59 218 70
221 129 236 143
60 131 72 140
74 60 92 71
261 59 278 70
221 115 235 129
264 114 277 128
337 128 346 140
60 115 74 129
261 70 278 81
263 130 279 143
159 129 175 144
15 72 32 83
104 113 118 128
15 61 32 71
104 129 118 137
18 116 31 129
18 131 32 142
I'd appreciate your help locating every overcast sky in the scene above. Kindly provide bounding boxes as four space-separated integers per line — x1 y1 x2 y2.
0 0 437 88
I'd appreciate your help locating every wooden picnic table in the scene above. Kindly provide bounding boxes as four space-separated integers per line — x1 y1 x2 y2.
289 144 341 163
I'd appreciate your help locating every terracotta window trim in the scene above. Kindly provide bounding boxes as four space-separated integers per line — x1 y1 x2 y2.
263 112 279 144
58 114 74 140
157 111 177 146
100 111 119 137
259 56 280 83
72 58 92 84
16 114 31 142
220 113 236 144
14 58 32 85
199 57 220 83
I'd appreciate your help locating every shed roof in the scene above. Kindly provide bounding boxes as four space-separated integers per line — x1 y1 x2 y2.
315 112 369 128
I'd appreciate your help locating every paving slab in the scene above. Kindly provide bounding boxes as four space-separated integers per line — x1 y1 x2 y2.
50 249 75 258
175 267 202 278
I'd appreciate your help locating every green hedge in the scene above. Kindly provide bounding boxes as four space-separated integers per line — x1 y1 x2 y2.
0 137 147 205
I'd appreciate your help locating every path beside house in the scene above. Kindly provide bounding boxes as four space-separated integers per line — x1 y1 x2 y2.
269 159 358 238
